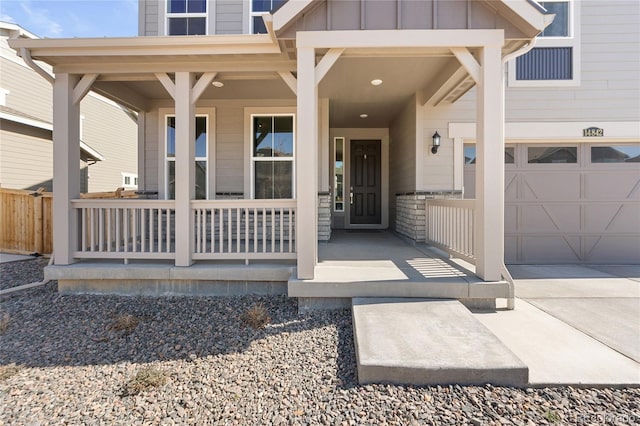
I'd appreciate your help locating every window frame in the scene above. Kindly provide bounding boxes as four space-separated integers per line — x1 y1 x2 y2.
244 110 296 200
166 0 208 36
121 172 139 189
250 0 285 34
333 137 345 212
163 112 211 200
508 0 581 87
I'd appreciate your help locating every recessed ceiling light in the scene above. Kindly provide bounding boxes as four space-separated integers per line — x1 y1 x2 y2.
360 114 369 119
211 81 224 87
370 79 383 86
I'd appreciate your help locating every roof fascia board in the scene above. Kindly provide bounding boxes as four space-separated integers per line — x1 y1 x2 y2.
499 0 554 32
8 34 281 57
297 29 505 49
273 0 315 32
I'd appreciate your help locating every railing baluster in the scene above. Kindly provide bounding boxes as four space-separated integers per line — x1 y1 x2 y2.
262 208 266 253
244 208 249 254
227 208 232 253
236 208 241 253
279 208 284 253
253 208 258 254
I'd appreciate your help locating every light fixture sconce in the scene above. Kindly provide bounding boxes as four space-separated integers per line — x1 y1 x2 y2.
431 131 441 154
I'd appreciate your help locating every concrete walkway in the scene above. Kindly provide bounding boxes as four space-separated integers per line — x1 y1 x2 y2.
0 253 35 263
474 265 640 387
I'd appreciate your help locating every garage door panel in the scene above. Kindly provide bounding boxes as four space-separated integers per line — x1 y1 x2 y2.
505 205 517 233
505 236 518 264
521 204 581 232
585 236 640 264
584 172 640 200
522 173 580 201
585 204 640 232
521 236 581 263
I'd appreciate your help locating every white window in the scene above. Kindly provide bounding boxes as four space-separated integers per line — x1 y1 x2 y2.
165 115 208 199
167 0 207 35
509 0 580 87
251 114 294 199
250 0 286 34
334 137 345 212
122 172 138 189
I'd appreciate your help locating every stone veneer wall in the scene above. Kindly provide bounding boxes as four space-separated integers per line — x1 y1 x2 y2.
318 192 331 241
395 191 462 242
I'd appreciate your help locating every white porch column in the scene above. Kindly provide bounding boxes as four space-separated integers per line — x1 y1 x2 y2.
174 72 195 266
475 46 504 281
296 47 318 279
52 73 81 265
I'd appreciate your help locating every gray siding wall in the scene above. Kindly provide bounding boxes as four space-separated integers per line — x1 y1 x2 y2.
216 0 244 35
505 1 640 122
389 96 417 227
139 0 245 36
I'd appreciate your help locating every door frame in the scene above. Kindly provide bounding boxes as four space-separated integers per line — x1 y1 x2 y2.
329 128 389 230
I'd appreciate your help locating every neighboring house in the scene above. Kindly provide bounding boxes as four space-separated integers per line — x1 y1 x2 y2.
7 0 638 298
0 22 138 193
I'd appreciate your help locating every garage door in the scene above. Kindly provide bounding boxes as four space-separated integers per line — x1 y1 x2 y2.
464 143 640 264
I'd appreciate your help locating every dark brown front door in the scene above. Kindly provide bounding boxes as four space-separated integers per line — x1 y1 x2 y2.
350 140 381 225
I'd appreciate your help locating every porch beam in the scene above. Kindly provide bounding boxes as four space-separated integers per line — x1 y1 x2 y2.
191 72 217 103
297 29 505 49
474 46 504 281
52 73 81 265
72 73 98 105
92 82 148 112
419 58 467 106
450 48 481 85
155 72 176 100
296 47 318 279
55 60 297 75
277 71 297 95
315 48 344 85
174 72 195 267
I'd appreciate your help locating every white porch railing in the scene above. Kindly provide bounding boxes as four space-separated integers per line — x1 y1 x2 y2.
73 199 176 260
426 199 476 264
191 200 296 261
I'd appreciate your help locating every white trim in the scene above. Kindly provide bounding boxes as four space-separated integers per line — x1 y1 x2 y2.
246 112 296 200
449 121 640 142
0 110 51 130
508 0 581 87
243 107 296 199
165 0 208 36
121 172 139 189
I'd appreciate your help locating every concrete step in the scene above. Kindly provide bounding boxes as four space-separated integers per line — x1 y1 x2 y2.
352 298 528 387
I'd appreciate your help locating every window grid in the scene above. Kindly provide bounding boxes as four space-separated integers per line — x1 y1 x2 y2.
167 0 207 35
165 114 208 200
251 114 295 199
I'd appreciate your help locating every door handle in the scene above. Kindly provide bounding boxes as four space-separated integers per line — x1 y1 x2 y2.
350 187 354 205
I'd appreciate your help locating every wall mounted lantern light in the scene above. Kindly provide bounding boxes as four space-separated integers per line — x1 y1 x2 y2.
431 131 441 154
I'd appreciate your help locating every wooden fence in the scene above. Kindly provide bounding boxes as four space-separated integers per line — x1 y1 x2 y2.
0 188 53 255
0 187 137 255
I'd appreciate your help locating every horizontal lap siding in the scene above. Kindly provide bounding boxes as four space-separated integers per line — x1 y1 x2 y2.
0 56 52 124
0 125 53 191
505 1 640 122
216 0 243 34
216 107 244 193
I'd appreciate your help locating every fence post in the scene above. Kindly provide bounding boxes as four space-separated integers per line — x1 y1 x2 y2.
32 187 45 254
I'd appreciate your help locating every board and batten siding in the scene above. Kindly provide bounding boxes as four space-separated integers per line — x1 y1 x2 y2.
504 0 640 122
139 0 160 36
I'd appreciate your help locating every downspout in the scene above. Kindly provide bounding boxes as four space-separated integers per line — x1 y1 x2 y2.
499 38 537 310
20 47 54 85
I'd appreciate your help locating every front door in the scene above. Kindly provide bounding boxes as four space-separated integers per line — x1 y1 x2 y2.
350 140 381 225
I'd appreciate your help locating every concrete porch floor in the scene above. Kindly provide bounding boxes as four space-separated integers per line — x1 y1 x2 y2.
289 230 509 302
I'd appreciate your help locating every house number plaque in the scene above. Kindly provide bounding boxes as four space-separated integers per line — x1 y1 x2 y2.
583 127 604 137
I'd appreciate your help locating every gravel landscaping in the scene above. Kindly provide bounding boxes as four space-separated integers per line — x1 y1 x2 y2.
1 258 639 425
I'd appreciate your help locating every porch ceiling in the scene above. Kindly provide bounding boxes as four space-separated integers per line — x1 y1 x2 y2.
319 55 450 128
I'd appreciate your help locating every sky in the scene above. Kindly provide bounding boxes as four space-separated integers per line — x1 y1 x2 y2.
0 0 138 38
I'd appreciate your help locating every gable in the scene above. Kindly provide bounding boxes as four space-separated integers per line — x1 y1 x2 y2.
275 0 544 40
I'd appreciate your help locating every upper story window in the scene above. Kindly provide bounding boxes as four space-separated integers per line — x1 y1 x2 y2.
251 0 286 34
509 0 580 87
167 0 207 35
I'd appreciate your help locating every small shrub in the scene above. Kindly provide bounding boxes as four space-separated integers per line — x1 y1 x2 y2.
0 312 9 335
544 409 560 423
0 364 21 381
122 366 167 396
109 314 139 335
241 303 271 329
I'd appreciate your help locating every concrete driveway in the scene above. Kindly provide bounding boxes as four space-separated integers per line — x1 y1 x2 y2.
473 264 640 387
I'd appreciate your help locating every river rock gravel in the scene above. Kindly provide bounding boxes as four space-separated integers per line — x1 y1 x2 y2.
1 258 638 425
